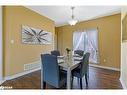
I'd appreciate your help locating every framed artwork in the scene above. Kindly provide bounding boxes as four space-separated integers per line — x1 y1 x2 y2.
22 25 52 44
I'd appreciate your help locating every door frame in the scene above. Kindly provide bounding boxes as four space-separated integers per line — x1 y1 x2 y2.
0 6 3 84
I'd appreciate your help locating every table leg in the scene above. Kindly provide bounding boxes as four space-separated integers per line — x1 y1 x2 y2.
67 68 71 89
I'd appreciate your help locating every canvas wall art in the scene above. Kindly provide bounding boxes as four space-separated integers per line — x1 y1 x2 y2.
22 25 52 44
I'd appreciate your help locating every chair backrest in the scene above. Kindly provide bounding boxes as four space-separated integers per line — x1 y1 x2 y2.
74 50 84 56
51 50 60 56
80 52 90 77
41 54 60 87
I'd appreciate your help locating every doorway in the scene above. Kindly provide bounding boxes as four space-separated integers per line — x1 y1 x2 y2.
73 28 99 63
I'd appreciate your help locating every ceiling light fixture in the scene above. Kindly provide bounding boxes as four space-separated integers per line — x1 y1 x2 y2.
68 7 78 26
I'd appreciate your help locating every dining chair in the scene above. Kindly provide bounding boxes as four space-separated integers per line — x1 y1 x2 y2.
71 52 90 89
74 50 84 56
41 54 67 89
51 50 60 56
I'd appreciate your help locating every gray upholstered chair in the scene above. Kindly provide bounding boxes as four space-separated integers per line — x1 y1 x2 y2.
74 50 84 56
71 52 90 89
51 50 60 56
41 54 67 89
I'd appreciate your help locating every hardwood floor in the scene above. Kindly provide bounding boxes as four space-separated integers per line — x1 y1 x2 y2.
1 66 122 89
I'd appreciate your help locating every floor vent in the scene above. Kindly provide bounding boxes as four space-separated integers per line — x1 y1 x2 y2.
24 61 41 71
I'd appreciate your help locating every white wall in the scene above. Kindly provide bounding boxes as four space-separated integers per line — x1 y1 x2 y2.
121 42 127 88
0 6 3 83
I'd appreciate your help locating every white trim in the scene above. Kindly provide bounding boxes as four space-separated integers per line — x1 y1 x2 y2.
0 6 3 83
120 77 127 89
4 67 41 81
89 64 120 71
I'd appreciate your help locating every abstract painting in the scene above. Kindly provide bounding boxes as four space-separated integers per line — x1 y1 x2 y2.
22 25 52 44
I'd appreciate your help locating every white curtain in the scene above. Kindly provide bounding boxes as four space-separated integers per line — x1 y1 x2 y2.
73 28 99 63
85 29 98 63
73 31 85 51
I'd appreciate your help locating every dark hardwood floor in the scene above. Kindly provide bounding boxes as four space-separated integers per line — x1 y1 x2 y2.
1 66 122 89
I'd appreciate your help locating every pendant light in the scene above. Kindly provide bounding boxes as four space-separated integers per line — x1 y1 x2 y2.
68 7 78 26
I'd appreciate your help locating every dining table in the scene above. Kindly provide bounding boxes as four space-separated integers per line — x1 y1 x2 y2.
41 54 82 89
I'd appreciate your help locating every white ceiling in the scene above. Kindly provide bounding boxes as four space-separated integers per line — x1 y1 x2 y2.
26 6 121 27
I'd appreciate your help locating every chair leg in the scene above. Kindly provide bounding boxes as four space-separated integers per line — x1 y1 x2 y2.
85 73 88 87
87 66 89 79
80 78 82 89
71 76 74 89
43 81 46 89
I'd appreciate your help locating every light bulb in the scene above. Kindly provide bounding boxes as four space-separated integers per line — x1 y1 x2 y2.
68 19 78 26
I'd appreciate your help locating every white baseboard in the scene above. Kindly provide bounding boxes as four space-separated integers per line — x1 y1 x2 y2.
4 67 41 81
89 64 120 71
120 77 127 89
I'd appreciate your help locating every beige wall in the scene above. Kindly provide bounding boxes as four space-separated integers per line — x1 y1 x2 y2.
122 7 127 41
56 14 121 69
3 6 55 77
